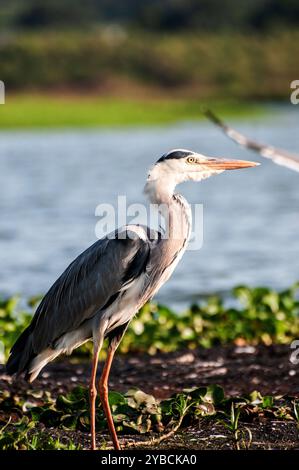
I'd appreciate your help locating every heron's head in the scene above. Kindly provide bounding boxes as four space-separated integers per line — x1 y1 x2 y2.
145 149 258 202
151 149 258 183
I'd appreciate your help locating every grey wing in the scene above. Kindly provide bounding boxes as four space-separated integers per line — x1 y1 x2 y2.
204 109 299 173
7 228 150 374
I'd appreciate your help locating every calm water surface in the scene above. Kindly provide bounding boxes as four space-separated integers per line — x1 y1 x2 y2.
0 106 298 309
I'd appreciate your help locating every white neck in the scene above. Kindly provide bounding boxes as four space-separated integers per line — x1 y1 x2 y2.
144 175 191 243
144 177 176 205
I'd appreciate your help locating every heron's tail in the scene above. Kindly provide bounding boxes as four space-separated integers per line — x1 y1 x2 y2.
6 324 89 382
6 325 35 379
6 326 60 382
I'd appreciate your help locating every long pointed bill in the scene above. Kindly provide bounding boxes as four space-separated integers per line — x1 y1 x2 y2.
204 158 259 170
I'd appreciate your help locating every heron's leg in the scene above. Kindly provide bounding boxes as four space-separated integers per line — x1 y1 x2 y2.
89 344 100 451
98 344 119 450
98 322 129 451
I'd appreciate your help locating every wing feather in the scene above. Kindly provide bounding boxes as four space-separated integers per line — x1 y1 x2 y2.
7 228 150 374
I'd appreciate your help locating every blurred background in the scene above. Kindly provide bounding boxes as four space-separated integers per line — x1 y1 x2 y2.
0 0 299 309
0 0 299 100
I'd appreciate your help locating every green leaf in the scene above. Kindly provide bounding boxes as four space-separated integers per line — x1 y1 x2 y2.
108 391 127 408
190 385 225 405
61 414 79 430
262 396 274 408
249 390 263 405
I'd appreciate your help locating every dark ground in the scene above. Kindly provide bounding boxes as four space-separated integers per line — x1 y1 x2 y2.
1 344 298 398
1 344 298 449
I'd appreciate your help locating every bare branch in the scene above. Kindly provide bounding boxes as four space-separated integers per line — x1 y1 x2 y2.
204 109 299 173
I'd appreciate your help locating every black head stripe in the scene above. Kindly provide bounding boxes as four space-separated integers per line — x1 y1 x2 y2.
157 149 194 163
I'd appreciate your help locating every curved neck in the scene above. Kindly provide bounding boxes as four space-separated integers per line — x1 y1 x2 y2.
144 177 176 205
144 178 191 243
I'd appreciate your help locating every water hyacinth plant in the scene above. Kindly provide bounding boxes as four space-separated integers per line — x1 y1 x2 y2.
1 283 299 360
0 384 298 450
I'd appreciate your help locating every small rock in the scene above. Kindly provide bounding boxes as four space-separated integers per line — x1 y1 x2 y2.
235 345 256 354
176 353 195 364
251 377 260 384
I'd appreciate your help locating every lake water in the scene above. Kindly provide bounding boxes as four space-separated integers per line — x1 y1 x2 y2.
0 105 299 310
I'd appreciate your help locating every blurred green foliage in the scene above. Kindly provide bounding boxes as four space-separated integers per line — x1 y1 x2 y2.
121 283 299 353
1 283 299 362
0 95 261 129
1 2 298 105
0 30 298 101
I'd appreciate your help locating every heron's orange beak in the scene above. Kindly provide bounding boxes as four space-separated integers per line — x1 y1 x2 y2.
204 158 259 170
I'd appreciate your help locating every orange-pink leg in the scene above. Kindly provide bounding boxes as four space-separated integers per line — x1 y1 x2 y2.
98 345 120 450
89 346 100 450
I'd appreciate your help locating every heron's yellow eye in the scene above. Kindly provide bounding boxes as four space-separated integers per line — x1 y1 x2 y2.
187 156 195 164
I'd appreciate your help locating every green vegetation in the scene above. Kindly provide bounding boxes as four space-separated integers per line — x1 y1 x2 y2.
1 283 299 361
1 284 299 449
0 416 80 450
0 95 262 129
0 384 297 450
1 3 298 130
218 402 252 450
0 30 298 98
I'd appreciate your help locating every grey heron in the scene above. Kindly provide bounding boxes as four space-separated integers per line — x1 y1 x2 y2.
6 149 258 450
205 109 299 172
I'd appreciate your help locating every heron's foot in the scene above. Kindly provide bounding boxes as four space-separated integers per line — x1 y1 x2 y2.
90 435 97 451
113 437 121 451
